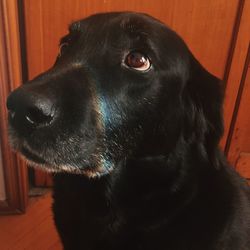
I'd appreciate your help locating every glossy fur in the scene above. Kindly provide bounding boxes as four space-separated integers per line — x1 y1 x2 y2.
7 12 250 250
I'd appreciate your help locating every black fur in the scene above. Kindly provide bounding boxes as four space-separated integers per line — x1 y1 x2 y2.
7 12 250 250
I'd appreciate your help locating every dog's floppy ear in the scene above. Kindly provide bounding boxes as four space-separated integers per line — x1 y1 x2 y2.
183 57 224 166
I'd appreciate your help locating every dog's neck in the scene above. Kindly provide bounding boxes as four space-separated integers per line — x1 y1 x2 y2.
106 138 219 206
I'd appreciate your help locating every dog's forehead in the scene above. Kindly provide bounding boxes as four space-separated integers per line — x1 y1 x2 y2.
69 12 162 38
61 12 189 73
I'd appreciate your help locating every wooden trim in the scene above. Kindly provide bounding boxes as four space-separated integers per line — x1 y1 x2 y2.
221 0 250 150
0 0 28 214
235 152 250 179
222 0 245 86
225 45 250 157
17 0 29 82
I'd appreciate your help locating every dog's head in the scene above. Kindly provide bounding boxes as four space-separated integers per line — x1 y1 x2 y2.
7 12 223 177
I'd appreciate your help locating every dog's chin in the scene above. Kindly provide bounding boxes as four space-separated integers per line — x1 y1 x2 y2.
18 147 113 179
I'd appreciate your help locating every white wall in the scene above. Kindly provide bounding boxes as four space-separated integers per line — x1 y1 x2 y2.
0 141 6 201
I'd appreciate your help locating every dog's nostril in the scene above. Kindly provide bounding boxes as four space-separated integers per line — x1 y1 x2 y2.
25 107 54 126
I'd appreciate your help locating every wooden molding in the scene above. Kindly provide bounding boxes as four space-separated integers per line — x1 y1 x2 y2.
221 0 250 150
235 152 250 179
0 0 28 214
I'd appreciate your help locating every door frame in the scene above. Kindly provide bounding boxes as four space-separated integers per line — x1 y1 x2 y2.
0 0 28 214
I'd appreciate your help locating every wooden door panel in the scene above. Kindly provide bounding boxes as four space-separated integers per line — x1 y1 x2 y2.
221 0 250 149
0 0 28 213
22 0 240 186
235 153 250 179
228 63 250 179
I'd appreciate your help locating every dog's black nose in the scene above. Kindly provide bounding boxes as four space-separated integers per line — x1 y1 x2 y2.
7 88 55 129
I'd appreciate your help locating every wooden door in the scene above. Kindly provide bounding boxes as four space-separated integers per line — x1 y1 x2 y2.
0 0 28 213
21 0 244 186
227 58 250 181
223 0 250 180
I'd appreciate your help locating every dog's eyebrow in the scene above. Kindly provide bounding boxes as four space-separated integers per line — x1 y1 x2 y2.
120 17 150 37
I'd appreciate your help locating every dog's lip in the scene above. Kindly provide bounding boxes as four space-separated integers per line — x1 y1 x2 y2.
20 146 47 164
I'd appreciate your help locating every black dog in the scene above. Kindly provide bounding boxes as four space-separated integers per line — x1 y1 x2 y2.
7 12 250 250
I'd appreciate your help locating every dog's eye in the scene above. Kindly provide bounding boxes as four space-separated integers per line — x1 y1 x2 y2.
124 52 151 71
58 42 69 57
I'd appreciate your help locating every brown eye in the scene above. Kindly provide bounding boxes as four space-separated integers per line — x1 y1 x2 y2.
58 42 68 57
124 51 151 71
